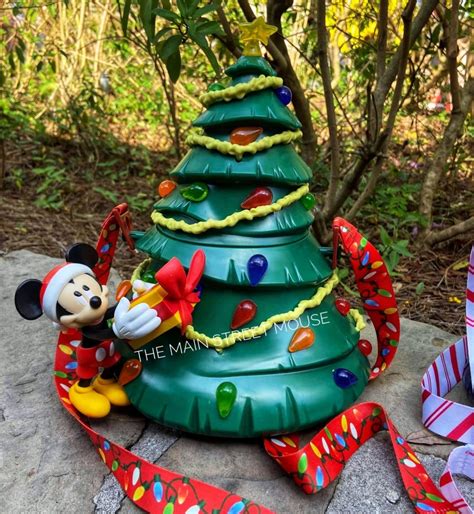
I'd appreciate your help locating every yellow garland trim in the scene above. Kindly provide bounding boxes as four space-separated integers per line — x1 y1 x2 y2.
199 76 283 107
129 263 366 350
349 308 366 331
131 258 151 283
151 184 309 234
186 272 345 349
185 130 302 159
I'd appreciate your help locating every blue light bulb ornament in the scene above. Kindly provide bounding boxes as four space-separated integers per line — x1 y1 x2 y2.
275 85 292 105
333 368 358 389
153 479 163 502
247 254 268 286
227 501 245 514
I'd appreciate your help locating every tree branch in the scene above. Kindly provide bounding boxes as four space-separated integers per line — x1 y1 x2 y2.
326 0 420 221
424 216 474 246
317 0 340 216
266 0 318 163
419 77 474 233
446 0 462 113
376 0 388 81
216 6 242 58
372 0 439 124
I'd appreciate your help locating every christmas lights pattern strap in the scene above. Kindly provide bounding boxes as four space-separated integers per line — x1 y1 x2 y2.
94 203 135 284
332 217 400 380
263 402 458 513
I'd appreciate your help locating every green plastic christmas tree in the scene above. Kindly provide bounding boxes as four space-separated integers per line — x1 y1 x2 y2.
123 18 370 437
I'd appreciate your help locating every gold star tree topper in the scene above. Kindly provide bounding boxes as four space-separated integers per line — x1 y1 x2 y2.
240 17 278 56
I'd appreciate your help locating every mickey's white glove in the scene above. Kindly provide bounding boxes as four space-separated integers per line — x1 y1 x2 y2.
112 297 161 340
132 279 156 299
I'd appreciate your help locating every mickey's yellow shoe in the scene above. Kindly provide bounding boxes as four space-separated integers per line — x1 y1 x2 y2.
93 376 130 407
69 382 111 418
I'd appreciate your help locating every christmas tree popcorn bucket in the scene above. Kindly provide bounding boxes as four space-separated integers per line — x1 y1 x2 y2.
118 20 400 438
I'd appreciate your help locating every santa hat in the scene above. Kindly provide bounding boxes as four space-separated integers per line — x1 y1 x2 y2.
40 262 93 322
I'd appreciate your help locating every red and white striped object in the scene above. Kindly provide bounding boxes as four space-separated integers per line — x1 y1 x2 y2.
439 445 474 514
421 245 474 512
467 246 474 391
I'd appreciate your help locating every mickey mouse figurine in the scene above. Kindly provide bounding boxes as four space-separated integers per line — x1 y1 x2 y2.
14 243 161 418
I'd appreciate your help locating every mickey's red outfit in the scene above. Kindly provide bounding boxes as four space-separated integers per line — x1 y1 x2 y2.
76 339 121 379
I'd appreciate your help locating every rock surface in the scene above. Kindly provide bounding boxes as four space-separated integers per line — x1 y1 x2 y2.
0 250 472 513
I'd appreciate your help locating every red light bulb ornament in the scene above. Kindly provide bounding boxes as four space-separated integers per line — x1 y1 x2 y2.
230 126 263 145
358 339 372 356
335 298 351 316
240 187 273 209
177 480 190 504
231 300 257 329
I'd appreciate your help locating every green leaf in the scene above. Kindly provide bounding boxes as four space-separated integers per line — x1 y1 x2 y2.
379 226 391 247
166 49 181 82
139 0 156 40
191 32 220 73
186 0 201 16
160 34 182 61
153 7 180 23
196 19 224 36
176 0 187 16
195 3 218 17
120 0 132 35
154 26 172 42
415 282 425 295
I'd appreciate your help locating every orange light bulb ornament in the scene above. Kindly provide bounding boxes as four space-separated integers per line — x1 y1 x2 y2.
158 179 177 198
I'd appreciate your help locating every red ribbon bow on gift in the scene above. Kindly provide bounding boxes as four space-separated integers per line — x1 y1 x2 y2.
155 249 206 333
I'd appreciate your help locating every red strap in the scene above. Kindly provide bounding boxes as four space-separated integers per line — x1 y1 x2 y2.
332 217 400 380
94 203 135 285
263 403 457 512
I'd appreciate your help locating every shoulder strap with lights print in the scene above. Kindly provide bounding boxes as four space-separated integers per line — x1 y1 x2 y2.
332 217 400 380
52 204 465 513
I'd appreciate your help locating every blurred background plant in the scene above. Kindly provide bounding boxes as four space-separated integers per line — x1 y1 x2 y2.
0 0 472 331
